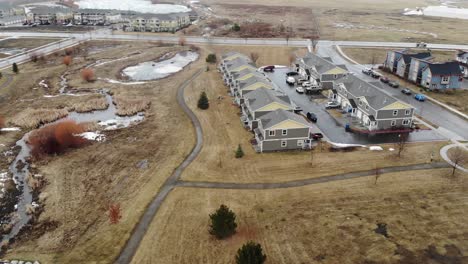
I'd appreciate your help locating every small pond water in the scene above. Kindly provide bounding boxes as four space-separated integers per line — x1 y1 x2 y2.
122 51 199 81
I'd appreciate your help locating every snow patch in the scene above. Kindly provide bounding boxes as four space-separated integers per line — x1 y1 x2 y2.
100 78 147 85
329 142 366 148
404 5 468 20
1 127 21 132
98 114 145 130
369 146 383 151
389 148 395 151
76 0 191 14
79 131 106 142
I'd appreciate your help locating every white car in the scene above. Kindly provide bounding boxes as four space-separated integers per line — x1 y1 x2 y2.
286 76 296 85
295 86 305 94
325 101 340 109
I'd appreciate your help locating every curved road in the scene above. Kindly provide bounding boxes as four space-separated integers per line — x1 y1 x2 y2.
115 69 204 264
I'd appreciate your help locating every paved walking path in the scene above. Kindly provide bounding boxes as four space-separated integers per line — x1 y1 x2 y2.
177 162 450 190
440 143 468 173
115 69 204 264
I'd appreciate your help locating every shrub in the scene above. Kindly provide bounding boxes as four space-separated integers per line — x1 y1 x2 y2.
80 68 95 82
108 203 122 224
197 91 209 110
0 72 2 79
235 241 267 264
206 53 217 63
232 23 241 32
209 204 237 239
29 120 88 159
64 47 75 56
235 144 244 158
178 36 186 46
12 63 18 74
63 55 72 66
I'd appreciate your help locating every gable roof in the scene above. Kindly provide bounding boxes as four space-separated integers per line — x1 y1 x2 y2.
457 50 468 58
259 109 310 129
300 52 348 75
238 76 272 90
335 74 412 110
399 52 432 64
427 61 462 75
222 52 250 62
244 88 291 111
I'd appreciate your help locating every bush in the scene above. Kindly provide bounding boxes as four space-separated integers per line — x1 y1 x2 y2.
12 63 18 74
29 120 88 159
206 53 217 63
197 91 209 110
235 241 267 264
80 68 95 82
178 36 186 46
232 23 241 32
209 204 237 239
63 55 72 66
235 144 244 158
64 47 75 56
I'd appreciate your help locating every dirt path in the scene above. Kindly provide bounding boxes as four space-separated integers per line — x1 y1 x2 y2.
177 162 450 190
115 68 204 264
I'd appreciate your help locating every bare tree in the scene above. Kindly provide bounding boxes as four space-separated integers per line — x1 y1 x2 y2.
178 36 186 46
370 54 378 68
289 53 296 66
250 52 259 64
448 147 467 176
374 166 381 185
310 146 316 167
309 10 321 53
396 133 409 158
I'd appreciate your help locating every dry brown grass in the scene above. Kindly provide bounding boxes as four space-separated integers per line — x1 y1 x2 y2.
10 108 68 129
0 38 60 50
113 96 151 116
71 96 109 113
133 168 468 263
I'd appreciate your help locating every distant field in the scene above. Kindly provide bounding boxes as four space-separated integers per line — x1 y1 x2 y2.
198 0 468 44
0 37 60 50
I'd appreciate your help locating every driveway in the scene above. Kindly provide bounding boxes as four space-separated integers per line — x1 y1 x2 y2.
317 45 468 142
265 68 445 144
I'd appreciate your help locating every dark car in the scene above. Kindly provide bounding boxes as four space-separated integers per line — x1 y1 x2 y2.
388 81 399 88
401 88 412 95
311 133 324 140
286 71 299 76
306 112 317 122
380 76 389 83
263 65 275 72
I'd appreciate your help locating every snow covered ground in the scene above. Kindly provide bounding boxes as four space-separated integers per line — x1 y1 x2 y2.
79 131 106 142
122 51 199 81
76 0 191 14
1 127 21 132
98 114 145 131
404 5 468 20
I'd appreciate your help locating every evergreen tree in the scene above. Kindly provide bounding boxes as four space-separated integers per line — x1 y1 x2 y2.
232 23 241 32
12 63 18 74
235 144 244 158
209 204 237 239
235 241 267 264
197 91 209 110
0 72 2 79
206 53 217 63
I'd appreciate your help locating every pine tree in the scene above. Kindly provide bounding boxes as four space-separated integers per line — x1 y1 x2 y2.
12 63 18 74
209 204 237 239
197 91 209 110
235 241 267 264
235 144 244 158
206 53 217 63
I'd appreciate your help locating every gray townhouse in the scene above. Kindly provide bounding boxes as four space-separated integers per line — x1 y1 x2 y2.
234 76 273 104
229 68 266 96
296 52 348 89
331 74 415 132
73 9 116 25
253 109 312 152
220 56 257 86
241 87 293 130
125 12 191 33
395 52 432 79
456 50 468 78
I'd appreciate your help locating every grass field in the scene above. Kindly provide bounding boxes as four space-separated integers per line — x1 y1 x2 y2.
132 168 468 263
199 0 468 44
0 40 202 263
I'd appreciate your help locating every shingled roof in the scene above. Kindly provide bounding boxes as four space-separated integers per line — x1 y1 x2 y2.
259 109 310 129
427 61 462 75
400 52 432 64
244 88 291 111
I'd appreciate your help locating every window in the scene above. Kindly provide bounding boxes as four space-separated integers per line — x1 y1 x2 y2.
405 109 411 115
269 130 275 136
393 110 398 116
297 140 303 147
391 120 396 126
334 74 338 79
403 119 410 125
365 105 369 110
441 76 450 84
281 141 287 147
282 129 288 136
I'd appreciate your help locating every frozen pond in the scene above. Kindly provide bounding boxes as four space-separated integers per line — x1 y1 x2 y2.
76 0 191 14
122 51 199 82
404 5 468 19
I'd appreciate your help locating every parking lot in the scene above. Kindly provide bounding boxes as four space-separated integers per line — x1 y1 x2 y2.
264 68 446 144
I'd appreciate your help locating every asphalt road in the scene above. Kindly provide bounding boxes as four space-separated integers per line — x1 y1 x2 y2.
266 68 445 144
317 45 468 141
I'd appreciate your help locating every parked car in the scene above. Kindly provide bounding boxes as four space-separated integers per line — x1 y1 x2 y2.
380 76 389 83
263 65 275 72
414 94 426 102
286 71 299 76
294 106 303 113
306 112 317 122
388 81 399 88
370 71 382 78
286 76 296 85
362 68 372 75
311 133 324 140
325 101 340 109
295 86 305 94
401 88 412 95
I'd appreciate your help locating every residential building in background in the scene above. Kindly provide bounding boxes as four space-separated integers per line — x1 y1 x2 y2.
456 50 468 78
125 13 191 32
420 61 463 90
